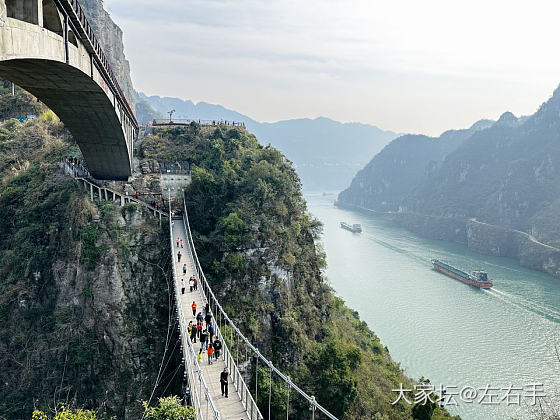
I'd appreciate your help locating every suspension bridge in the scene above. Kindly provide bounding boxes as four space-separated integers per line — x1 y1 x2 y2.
168 197 339 420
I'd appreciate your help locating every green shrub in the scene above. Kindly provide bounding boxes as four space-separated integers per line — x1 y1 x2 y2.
31 405 97 420
142 396 195 420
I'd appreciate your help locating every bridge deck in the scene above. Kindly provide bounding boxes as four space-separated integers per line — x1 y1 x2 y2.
172 220 250 420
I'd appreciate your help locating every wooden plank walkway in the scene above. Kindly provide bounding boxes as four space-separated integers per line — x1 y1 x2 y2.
172 220 250 420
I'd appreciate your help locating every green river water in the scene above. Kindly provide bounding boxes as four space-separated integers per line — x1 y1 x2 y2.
305 192 560 420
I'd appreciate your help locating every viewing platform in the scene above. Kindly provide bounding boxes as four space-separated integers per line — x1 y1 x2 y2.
150 119 246 128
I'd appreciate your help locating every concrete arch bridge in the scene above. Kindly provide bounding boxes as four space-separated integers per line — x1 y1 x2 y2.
0 0 137 180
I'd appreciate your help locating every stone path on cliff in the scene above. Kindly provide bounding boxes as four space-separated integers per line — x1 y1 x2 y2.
172 221 250 420
468 218 560 252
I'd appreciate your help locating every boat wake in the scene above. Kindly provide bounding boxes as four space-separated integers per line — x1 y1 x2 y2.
485 287 560 322
369 236 432 266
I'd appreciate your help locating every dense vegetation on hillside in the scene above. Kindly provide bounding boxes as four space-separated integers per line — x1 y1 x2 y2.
0 85 181 419
407 105 560 242
141 124 458 419
337 120 493 212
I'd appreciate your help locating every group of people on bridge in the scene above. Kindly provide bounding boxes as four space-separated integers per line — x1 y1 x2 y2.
188 292 229 397
62 156 90 178
177 246 230 398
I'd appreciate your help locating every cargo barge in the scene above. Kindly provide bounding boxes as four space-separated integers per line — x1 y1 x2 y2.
340 222 362 233
431 259 493 288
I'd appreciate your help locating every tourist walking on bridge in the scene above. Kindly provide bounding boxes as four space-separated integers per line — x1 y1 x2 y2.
191 323 197 343
177 251 182 262
200 329 208 351
208 323 215 342
196 321 203 339
205 312 212 329
220 368 229 397
213 337 222 360
207 343 214 364
191 301 197 317
183 264 187 275
181 278 185 295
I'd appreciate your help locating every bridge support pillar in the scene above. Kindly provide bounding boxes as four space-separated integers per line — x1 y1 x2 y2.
90 183 94 201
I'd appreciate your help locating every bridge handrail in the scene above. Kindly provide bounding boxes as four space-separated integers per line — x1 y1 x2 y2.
181 199 339 420
60 0 138 128
180 210 262 420
216 328 260 419
168 210 220 420
61 160 167 217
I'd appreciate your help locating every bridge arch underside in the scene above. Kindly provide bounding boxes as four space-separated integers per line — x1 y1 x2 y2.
0 59 132 180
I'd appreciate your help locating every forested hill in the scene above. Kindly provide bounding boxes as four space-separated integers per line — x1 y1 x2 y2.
137 92 399 190
337 118 494 211
404 88 560 244
140 124 458 420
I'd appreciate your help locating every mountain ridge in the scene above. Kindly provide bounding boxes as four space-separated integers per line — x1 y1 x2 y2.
136 92 401 190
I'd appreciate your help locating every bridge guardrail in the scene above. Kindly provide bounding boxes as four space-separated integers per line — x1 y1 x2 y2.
180 219 262 420
168 208 220 420
61 160 167 218
181 198 339 420
62 0 138 128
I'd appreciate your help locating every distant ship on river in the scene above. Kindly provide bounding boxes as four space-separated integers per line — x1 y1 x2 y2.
431 259 493 288
340 222 362 233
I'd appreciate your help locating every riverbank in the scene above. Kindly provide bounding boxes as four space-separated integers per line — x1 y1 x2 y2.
335 201 560 279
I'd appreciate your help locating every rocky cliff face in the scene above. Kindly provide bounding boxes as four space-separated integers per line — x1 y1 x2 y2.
0 85 180 417
0 175 181 418
81 0 136 110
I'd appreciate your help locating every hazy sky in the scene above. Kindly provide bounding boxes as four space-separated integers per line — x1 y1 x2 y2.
104 0 560 136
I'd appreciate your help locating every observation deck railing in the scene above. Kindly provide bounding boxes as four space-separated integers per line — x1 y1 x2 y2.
152 119 245 128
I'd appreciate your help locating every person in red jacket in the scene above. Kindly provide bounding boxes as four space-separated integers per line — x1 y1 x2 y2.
207 343 214 364
196 321 203 339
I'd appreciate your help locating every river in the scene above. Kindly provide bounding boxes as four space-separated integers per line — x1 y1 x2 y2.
305 191 560 420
